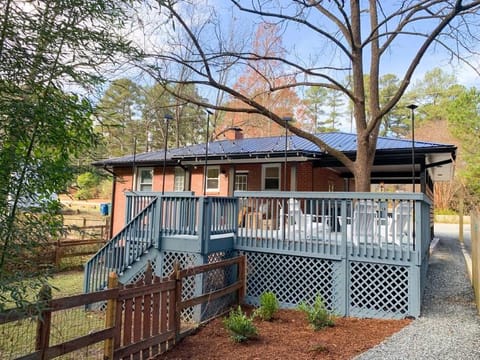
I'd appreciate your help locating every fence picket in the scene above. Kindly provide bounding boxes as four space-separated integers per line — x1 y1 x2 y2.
104 272 118 360
2 256 245 359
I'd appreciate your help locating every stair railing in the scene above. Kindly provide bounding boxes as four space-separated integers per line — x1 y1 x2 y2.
84 197 159 293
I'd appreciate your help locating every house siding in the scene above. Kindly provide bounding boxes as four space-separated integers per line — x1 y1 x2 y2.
112 167 134 235
313 167 345 191
110 162 348 235
296 162 313 191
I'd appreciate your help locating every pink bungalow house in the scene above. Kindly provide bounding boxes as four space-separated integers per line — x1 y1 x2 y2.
86 130 457 320
93 131 456 236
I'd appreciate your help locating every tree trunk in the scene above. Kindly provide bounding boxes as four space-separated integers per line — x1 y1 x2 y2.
353 132 374 192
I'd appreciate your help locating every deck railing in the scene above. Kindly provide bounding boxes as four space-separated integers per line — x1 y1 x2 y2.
85 195 238 293
234 191 431 264
85 191 431 319
159 196 238 254
125 191 194 223
84 197 159 293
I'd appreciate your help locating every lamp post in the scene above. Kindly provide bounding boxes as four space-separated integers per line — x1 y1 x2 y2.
282 116 292 192
203 109 213 196
407 104 418 192
407 104 417 248
162 114 173 195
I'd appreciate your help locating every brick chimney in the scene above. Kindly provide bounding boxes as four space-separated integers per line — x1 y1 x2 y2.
223 127 243 140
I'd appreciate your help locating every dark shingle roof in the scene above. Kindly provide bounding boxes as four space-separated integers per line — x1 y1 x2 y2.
93 132 455 167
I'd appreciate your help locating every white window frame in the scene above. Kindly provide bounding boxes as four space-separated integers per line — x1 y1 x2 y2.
206 166 220 192
234 171 248 191
174 167 186 192
261 164 281 191
136 167 153 192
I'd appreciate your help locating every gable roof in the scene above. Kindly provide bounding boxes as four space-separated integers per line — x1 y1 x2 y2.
93 132 455 166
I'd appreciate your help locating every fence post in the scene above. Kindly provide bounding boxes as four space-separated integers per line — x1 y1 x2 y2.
105 216 111 240
104 272 119 360
35 284 52 360
54 239 62 268
472 212 480 314
170 261 182 343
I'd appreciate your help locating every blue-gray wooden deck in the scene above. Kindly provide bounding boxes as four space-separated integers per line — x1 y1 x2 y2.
84 191 432 320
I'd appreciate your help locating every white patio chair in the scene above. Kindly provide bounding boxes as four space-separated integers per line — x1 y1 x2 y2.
352 200 378 245
388 201 413 246
279 198 330 239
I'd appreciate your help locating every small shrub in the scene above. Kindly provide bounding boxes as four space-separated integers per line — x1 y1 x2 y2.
297 294 335 331
254 291 279 321
223 306 258 343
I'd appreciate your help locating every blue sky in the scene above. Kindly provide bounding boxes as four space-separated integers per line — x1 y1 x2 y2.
111 1 479 133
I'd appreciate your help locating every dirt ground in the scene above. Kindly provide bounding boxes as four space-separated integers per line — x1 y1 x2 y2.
156 308 411 360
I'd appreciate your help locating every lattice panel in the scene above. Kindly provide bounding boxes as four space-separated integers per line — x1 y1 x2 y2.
241 251 335 309
93 259 161 312
129 258 158 284
349 261 409 319
161 251 200 323
201 251 237 320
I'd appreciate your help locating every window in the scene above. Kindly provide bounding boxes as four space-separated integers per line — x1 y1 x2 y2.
206 166 220 192
174 167 185 191
137 168 153 191
234 172 248 191
262 164 280 190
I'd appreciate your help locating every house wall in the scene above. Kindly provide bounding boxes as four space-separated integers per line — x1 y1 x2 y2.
312 167 346 191
153 167 174 192
233 163 271 191
188 166 230 196
296 162 313 191
110 161 348 236
112 167 134 235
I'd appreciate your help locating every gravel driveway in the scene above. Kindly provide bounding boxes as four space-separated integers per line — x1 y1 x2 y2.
355 223 480 360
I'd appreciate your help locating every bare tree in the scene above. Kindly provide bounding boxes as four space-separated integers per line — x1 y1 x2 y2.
144 1 480 191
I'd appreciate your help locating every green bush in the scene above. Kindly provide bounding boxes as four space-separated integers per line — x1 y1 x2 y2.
223 306 258 343
77 172 100 189
434 208 457 216
99 179 113 199
75 172 101 200
254 291 279 321
297 294 335 331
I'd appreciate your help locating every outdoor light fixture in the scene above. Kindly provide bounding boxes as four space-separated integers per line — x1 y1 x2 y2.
203 109 213 196
162 114 173 194
282 116 293 192
407 104 418 192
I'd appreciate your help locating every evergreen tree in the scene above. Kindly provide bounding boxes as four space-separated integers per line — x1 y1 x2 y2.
0 0 137 310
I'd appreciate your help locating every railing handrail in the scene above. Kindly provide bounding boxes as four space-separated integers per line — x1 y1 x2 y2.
92 197 158 257
125 191 194 198
234 190 430 204
84 198 159 293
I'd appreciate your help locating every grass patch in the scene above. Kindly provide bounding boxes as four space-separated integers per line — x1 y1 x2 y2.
0 270 105 359
49 271 85 298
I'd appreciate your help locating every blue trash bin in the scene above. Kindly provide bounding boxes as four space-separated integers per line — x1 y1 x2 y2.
100 203 109 216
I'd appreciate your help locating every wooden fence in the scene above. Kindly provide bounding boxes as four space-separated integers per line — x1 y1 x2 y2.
0 256 246 360
52 221 110 267
471 211 480 314
53 237 107 267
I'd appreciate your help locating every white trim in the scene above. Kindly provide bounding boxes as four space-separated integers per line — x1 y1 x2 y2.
261 163 281 191
174 166 186 192
206 166 220 192
181 157 309 166
136 167 154 191
290 165 296 191
234 172 248 191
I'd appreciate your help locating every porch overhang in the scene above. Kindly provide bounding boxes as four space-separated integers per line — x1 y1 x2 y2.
313 147 456 183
